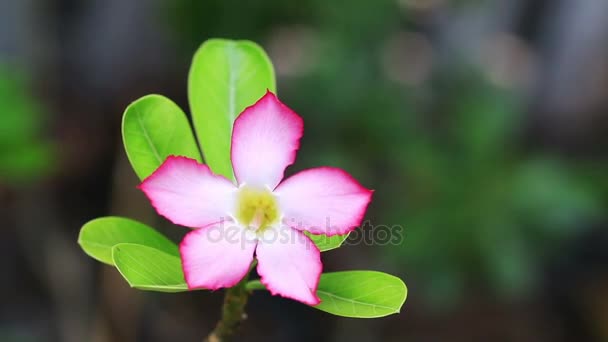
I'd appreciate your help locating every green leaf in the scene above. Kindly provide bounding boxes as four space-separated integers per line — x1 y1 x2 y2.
122 94 202 180
112 243 188 292
305 232 350 252
247 271 407 318
188 39 276 180
246 279 267 291
78 217 179 266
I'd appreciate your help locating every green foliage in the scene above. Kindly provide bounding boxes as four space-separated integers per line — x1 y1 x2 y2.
112 243 188 292
79 217 188 292
0 66 53 183
248 271 407 318
391 71 605 302
78 216 179 265
305 232 350 252
188 39 275 180
122 94 202 180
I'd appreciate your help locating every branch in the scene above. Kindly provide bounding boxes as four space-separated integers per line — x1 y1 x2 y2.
205 276 251 342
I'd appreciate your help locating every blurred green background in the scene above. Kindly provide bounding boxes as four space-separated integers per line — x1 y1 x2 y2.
1 0 608 341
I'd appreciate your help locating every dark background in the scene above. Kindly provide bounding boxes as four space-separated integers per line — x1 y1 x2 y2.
1 0 608 341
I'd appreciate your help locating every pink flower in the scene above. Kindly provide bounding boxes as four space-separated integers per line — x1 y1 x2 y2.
138 91 373 305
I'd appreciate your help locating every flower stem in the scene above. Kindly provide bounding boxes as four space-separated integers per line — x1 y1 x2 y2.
205 275 251 342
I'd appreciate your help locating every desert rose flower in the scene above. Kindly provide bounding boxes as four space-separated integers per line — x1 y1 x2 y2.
139 91 373 305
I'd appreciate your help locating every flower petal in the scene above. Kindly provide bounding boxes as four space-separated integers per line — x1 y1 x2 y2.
231 91 303 189
180 224 256 290
255 227 321 305
275 167 373 236
139 156 237 228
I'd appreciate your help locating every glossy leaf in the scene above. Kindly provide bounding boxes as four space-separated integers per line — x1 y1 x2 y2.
188 39 276 180
112 243 188 293
78 216 179 265
305 232 350 252
248 271 407 318
122 94 202 180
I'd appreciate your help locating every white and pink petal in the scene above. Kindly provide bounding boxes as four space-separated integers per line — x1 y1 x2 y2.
139 156 237 228
180 224 257 290
231 91 303 189
275 167 373 236
255 227 322 305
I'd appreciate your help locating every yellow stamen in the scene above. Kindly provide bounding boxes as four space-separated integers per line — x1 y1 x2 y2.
235 186 279 232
